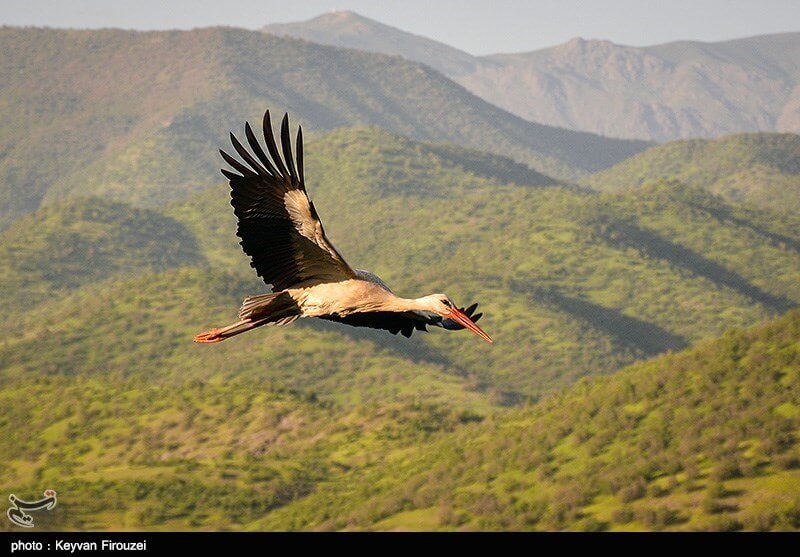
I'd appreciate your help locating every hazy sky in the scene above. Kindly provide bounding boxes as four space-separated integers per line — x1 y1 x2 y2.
2 0 798 54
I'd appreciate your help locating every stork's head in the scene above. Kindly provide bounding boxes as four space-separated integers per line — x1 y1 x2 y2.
418 294 493 343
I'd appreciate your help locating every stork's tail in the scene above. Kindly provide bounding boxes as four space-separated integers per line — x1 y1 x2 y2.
193 291 300 344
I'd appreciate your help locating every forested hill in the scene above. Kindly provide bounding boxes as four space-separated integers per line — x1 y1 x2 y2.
261 309 800 531
0 25 648 230
2 127 799 404
265 12 800 141
2 305 798 530
583 133 800 213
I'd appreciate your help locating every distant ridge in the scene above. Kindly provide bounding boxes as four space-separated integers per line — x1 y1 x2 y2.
0 25 647 229
265 11 800 141
584 132 800 212
264 10 482 76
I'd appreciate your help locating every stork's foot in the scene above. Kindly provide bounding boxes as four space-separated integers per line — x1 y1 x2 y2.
193 328 223 343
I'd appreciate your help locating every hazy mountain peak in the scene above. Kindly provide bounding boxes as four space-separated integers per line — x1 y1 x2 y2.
296 9 384 29
263 9 481 76
265 12 800 141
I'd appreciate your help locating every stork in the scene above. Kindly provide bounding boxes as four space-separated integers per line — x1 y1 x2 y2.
194 110 492 345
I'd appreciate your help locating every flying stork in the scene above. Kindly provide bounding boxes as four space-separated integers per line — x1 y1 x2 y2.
194 110 492 345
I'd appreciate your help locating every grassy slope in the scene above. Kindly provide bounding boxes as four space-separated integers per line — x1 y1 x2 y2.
1 128 800 531
260 309 800 531
0 198 203 319
2 308 797 531
173 128 800 396
3 128 800 402
0 371 484 531
0 26 648 230
583 133 800 212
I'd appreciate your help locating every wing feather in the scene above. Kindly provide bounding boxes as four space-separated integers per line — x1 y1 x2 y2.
230 132 269 176
245 121 279 177
321 311 431 338
262 110 289 179
220 110 356 291
280 114 298 181
322 304 483 338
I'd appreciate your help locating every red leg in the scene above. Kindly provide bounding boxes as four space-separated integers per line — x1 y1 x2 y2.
193 328 224 343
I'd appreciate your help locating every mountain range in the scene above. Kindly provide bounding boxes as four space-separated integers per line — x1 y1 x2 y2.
584 133 800 212
2 126 799 403
265 11 800 141
1 20 800 531
2 124 799 532
0 25 647 230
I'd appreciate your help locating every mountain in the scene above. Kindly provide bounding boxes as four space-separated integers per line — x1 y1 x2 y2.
0 197 202 319
264 12 800 141
3 306 798 530
470 34 800 141
583 133 800 212
263 10 481 76
261 309 800 531
0 26 648 230
2 125 800 530
3 127 800 404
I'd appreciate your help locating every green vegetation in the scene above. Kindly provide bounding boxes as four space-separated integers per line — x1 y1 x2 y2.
3 128 800 403
2 308 798 530
0 373 483 531
0 25 649 229
1 120 799 530
0 198 202 319
584 133 800 212
259 309 800 531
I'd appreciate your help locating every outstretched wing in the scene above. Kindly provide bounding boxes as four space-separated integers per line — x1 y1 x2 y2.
321 311 432 338
220 110 356 291
321 304 483 339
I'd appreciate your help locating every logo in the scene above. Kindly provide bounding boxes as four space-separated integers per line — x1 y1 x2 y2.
7 490 57 528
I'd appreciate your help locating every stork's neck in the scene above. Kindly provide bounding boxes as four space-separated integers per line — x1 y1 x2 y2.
387 295 441 314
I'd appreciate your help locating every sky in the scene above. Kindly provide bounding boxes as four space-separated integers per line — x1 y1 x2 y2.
1 0 798 54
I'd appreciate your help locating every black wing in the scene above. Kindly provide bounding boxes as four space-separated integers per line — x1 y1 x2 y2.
220 110 356 291
321 304 483 339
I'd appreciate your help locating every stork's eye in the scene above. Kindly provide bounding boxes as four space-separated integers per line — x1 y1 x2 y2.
441 299 452 308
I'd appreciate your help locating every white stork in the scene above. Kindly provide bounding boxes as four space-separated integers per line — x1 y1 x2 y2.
194 110 492 344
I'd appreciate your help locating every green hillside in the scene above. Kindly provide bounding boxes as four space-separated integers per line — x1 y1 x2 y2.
261 309 800 531
0 198 202 319
2 308 797 531
173 128 800 396
3 128 800 403
0 372 484 531
583 133 800 212
2 127 800 531
0 267 488 409
0 26 648 230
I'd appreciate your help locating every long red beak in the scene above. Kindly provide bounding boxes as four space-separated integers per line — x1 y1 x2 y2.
448 308 493 344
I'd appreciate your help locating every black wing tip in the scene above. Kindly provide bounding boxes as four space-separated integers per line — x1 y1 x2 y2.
220 108 305 185
220 168 240 180
262 109 289 179
263 110 275 135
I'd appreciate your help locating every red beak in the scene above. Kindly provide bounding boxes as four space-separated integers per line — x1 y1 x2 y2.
447 308 493 344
